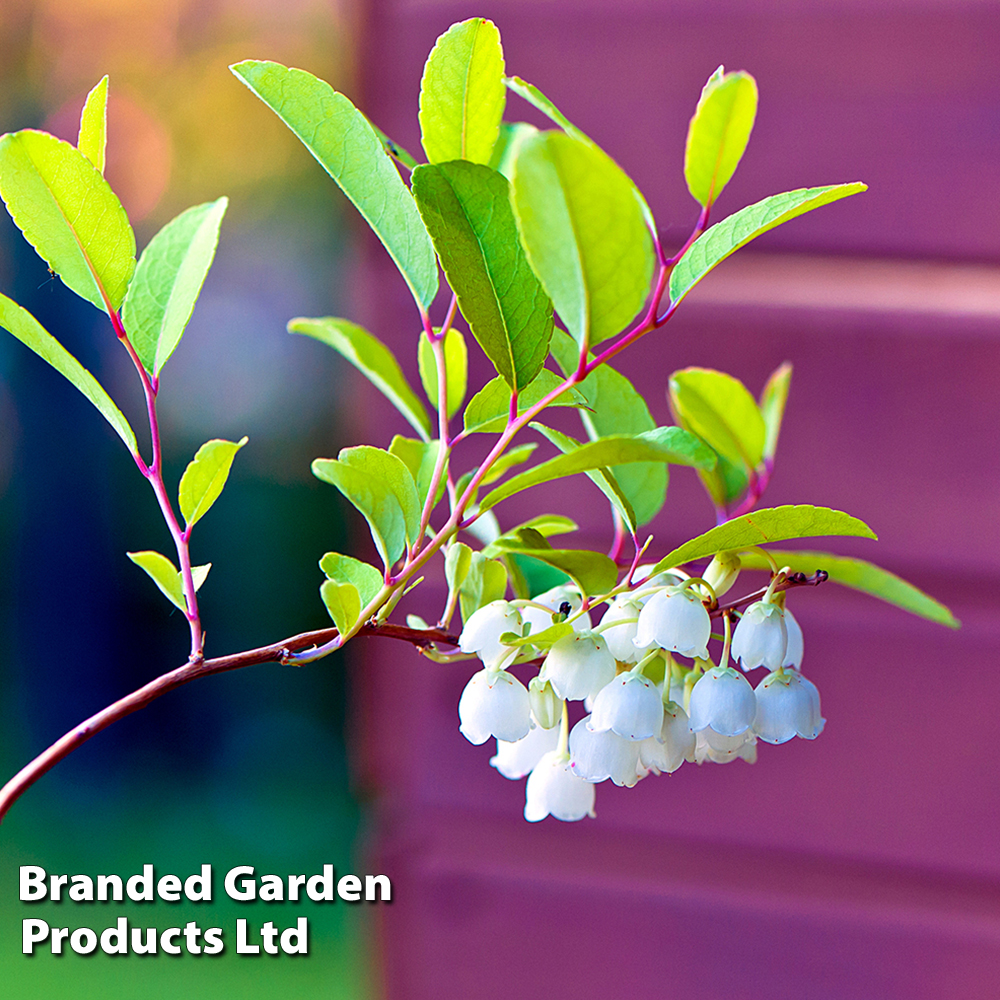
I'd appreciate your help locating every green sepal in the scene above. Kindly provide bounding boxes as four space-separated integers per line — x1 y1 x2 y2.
290 317 432 441
178 435 248 528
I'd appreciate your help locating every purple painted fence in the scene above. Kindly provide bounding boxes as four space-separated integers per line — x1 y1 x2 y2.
347 3 1000 996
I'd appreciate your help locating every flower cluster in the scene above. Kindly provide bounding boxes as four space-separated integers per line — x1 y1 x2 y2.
456 574 825 822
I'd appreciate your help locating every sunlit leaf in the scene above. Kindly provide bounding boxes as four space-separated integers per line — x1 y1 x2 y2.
458 551 508 622
231 60 438 308
739 548 959 629
490 527 617 596
648 505 877 576
418 327 468 420
290 317 431 441
418 18 506 165
339 445 422 549
480 442 537 485
510 131 654 351
760 362 792 461
388 434 447 508
462 370 585 435
127 551 210 612
668 367 765 470
0 293 136 454
178 435 248 528
0 129 135 313
319 551 385 606
412 160 553 391
487 121 537 180
550 329 665 526
77 75 108 174
670 184 867 307
684 68 758 208
122 198 228 376
321 580 362 636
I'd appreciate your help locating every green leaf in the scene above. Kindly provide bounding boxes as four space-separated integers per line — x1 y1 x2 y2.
446 542 473 592
684 68 758 208
0 293 137 454
490 528 617 597
458 551 508 623
479 431 714 514
388 434 446 508
550 329 666 526
739 549 959 629
462 370 585 435
481 513 578 556
480 442 537 485
320 580 362 636
532 422 637 533
312 457 407 570
0 129 136 313
510 131 654 352
338 446 421 549
230 60 438 308
412 161 553 392
178 436 248 528
121 198 228 376
319 552 385 606
648 505 877 576
127 550 210 612
760 362 792 461
290 317 432 441
668 367 765 470
504 75 656 233
670 184 867 307
418 327 468 420
77 75 108 174
487 122 537 180
418 18 506 165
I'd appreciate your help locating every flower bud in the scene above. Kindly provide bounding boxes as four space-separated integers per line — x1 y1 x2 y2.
528 676 562 730
524 750 596 822
731 600 787 671
703 551 741 598
458 668 531 745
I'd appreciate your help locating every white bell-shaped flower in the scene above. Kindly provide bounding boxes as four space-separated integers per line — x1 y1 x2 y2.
631 565 682 598
490 722 561 779
458 668 531 745
688 665 756 736
598 596 654 663
540 632 616 702
458 600 523 669
569 716 642 786
639 702 696 774
524 750 596 822
633 587 711 660
732 600 787 671
782 608 804 668
522 584 592 636
694 728 758 764
754 669 825 742
588 671 664 740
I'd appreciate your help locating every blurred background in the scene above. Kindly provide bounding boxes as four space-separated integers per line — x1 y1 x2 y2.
2 1 999 998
